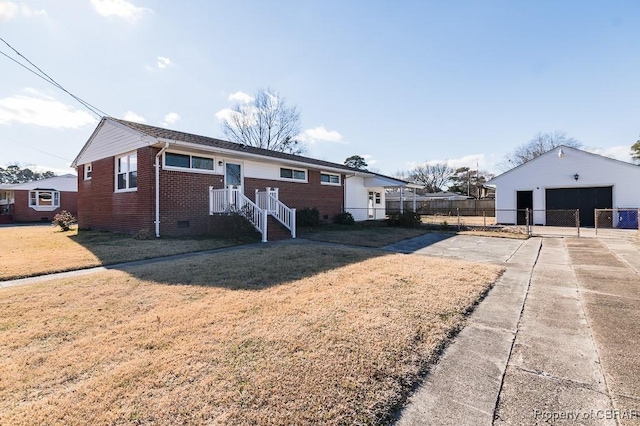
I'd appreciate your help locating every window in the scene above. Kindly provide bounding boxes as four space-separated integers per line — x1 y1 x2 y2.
116 152 137 192
84 163 92 180
280 167 306 181
320 172 340 185
368 191 381 205
164 152 215 172
28 190 60 210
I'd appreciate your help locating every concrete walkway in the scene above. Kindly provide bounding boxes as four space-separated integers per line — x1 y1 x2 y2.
393 234 640 425
0 241 269 289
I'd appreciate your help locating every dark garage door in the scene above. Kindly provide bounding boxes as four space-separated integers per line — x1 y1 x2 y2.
545 187 612 227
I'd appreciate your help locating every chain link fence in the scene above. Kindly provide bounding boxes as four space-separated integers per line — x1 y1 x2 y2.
346 206 639 237
595 208 640 235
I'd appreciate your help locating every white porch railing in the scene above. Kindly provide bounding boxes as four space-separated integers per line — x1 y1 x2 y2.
255 187 296 238
210 186 268 242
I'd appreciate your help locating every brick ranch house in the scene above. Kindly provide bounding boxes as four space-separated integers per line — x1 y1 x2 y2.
0 174 78 224
71 117 418 240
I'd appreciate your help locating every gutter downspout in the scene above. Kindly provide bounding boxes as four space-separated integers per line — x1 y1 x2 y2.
155 142 170 238
343 173 357 214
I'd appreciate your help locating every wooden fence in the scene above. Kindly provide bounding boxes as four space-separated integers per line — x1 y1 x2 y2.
386 199 495 216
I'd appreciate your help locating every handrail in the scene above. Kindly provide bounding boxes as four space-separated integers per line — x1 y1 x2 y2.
210 186 267 242
255 187 296 238
266 193 296 238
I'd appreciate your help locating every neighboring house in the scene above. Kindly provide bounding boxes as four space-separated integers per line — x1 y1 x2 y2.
71 117 416 240
0 174 78 223
487 145 640 227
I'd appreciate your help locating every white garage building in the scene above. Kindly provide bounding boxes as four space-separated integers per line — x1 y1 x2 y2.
487 145 640 227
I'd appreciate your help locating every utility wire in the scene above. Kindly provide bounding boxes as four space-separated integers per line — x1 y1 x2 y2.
0 37 106 117
0 37 110 118
0 136 73 162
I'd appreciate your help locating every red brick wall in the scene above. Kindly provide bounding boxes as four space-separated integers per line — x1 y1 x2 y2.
244 170 345 222
12 190 78 222
157 165 224 236
77 146 155 234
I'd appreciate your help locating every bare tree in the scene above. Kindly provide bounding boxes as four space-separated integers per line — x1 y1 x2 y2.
501 131 581 169
221 88 304 154
408 162 454 193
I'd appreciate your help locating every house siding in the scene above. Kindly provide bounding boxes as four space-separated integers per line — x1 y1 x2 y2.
491 147 640 225
75 121 147 166
344 177 385 221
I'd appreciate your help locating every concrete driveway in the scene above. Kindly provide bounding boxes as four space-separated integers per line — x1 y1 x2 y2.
392 234 640 426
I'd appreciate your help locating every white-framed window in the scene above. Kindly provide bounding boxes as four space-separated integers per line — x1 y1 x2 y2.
368 191 381 205
29 190 60 210
163 151 215 173
115 152 138 192
280 167 306 181
84 163 92 180
320 172 341 185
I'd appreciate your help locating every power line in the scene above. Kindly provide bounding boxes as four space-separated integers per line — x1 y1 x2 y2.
0 37 110 118
0 37 107 117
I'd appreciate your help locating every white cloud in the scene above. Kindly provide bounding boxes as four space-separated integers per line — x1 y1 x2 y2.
586 145 633 163
228 91 254 104
0 2 17 20
361 154 378 166
298 126 345 144
157 56 171 69
0 89 96 129
0 2 46 20
90 0 150 21
122 110 146 123
160 112 180 127
19 3 46 17
215 108 236 124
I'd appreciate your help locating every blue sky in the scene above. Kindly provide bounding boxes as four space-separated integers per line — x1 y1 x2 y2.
1 0 639 176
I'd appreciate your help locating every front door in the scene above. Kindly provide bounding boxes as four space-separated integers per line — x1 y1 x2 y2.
225 162 243 192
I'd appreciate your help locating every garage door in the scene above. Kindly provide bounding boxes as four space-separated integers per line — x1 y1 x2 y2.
545 187 612 227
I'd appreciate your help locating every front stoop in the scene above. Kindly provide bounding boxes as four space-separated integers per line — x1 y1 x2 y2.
267 215 293 241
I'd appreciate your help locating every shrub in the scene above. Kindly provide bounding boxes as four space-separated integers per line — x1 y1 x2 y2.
334 212 355 225
51 210 76 231
227 212 259 239
387 211 422 228
134 229 154 240
296 207 320 227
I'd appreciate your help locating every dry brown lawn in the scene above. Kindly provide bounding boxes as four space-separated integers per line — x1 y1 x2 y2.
0 225 240 281
421 215 496 227
460 230 530 239
0 243 502 425
299 225 428 247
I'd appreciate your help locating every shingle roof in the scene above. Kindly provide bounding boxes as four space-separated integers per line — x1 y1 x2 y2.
110 118 364 174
